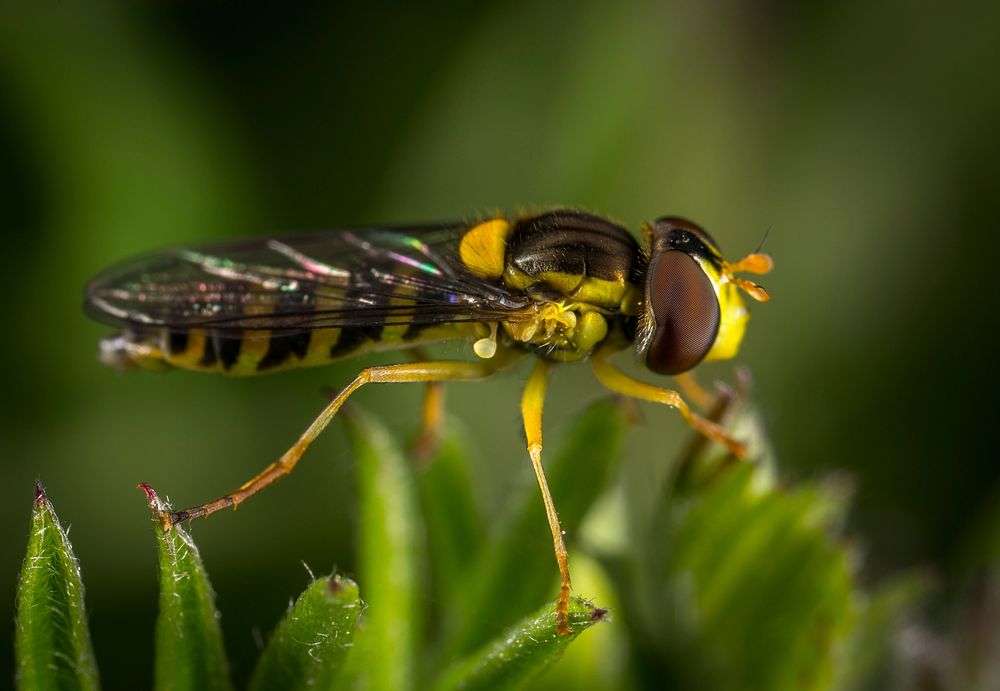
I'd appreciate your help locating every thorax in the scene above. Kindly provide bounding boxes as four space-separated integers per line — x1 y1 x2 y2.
496 211 644 361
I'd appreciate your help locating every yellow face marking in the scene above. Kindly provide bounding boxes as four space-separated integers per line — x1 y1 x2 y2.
692 256 749 364
459 218 511 279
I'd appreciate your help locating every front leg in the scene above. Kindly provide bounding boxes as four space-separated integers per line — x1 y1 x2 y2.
591 350 746 457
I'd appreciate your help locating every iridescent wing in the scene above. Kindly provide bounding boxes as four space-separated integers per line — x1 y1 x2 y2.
85 222 533 337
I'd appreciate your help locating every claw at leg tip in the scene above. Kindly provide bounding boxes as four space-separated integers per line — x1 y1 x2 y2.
155 512 172 532
162 510 186 530
556 606 571 635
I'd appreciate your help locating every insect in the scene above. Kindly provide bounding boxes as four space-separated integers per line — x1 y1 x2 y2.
84 209 771 634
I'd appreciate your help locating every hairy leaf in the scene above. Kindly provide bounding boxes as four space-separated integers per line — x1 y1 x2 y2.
15 482 100 691
618 388 856 690
432 597 608 691
142 484 231 691
249 575 362 691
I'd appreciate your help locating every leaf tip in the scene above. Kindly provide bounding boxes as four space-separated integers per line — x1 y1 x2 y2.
590 605 609 623
326 574 359 601
137 483 175 532
559 597 611 637
31 481 57 522
137 481 158 505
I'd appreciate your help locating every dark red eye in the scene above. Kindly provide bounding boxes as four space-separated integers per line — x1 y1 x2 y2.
644 250 720 375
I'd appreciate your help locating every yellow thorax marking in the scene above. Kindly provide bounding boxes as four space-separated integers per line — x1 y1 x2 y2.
459 218 512 279
690 255 748 364
502 264 641 315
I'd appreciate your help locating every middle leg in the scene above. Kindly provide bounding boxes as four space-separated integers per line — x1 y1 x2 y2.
408 347 446 461
520 358 573 635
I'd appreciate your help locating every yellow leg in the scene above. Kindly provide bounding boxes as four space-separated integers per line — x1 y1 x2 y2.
410 381 445 461
408 347 446 461
591 352 746 457
521 359 572 635
165 351 522 527
673 371 715 412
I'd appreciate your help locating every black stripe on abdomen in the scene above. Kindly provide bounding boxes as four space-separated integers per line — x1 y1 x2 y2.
168 331 189 355
258 331 311 370
329 276 391 358
257 280 317 371
330 321 384 358
200 333 242 370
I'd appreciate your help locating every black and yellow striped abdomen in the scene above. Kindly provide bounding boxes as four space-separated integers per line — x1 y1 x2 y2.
103 316 486 376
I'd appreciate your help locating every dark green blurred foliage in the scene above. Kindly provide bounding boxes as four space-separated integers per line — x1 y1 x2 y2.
3 1 1000 688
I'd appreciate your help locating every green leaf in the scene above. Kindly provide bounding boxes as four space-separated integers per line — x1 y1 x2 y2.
620 388 857 691
432 597 608 691
15 482 100 691
668 468 853 689
249 575 363 691
832 571 931 691
450 397 629 655
524 552 629 691
141 484 232 691
416 419 485 603
339 408 423 691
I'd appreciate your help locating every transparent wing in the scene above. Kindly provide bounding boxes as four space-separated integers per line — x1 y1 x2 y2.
85 222 533 336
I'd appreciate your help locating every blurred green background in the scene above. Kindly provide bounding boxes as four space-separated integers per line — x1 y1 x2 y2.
2 1 999 688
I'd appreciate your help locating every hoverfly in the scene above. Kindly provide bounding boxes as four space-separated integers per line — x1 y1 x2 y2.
85 209 771 634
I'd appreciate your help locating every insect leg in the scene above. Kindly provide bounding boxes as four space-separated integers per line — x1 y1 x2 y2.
165 349 523 526
411 381 445 461
408 347 445 461
591 353 747 457
520 358 572 636
673 371 715 412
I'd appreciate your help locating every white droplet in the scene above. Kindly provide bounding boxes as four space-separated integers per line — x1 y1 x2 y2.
473 337 497 359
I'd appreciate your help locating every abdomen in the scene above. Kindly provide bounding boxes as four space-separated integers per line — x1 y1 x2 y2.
101 321 484 375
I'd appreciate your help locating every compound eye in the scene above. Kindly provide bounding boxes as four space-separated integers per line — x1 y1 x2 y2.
645 250 720 375
652 217 720 255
